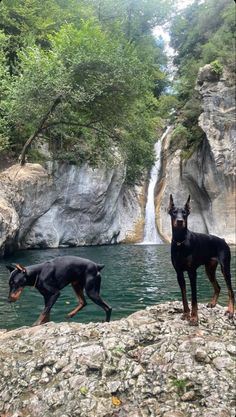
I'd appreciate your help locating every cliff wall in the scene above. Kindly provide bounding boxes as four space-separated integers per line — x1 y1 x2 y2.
157 66 235 243
0 161 144 255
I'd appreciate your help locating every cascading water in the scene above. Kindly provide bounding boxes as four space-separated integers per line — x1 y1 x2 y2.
142 127 171 244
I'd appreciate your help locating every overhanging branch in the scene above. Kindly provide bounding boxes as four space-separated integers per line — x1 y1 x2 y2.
19 95 62 166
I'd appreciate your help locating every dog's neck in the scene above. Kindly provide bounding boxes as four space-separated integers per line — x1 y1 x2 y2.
24 264 43 287
172 226 188 244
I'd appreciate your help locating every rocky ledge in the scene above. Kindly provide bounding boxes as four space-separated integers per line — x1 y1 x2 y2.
0 302 235 417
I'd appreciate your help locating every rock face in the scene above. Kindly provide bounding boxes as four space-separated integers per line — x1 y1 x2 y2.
0 161 144 254
157 66 235 243
0 302 235 417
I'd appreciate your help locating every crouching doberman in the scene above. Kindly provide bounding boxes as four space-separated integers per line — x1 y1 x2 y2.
6 256 112 325
168 194 234 325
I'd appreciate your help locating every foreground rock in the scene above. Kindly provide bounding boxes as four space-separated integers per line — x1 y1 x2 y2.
0 302 235 417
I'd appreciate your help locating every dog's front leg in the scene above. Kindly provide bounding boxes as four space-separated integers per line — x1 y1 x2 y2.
33 292 60 326
176 271 190 320
188 270 198 326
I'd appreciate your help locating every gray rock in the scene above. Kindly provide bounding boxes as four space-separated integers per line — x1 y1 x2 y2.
158 66 235 244
0 302 235 417
0 160 144 254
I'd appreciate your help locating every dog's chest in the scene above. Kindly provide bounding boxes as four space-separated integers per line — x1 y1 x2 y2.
172 247 193 270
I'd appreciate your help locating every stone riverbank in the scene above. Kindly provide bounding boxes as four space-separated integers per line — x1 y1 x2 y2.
0 301 235 417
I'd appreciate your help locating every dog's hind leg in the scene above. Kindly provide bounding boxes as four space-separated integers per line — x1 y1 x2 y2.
219 250 234 318
205 259 221 308
187 270 198 326
66 283 87 319
85 274 112 322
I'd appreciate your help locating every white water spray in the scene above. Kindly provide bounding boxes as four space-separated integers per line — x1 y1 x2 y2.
142 127 171 244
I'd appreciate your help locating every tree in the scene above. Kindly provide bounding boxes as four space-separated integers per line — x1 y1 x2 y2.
0 0 173 181
7 22 160 178
0 31 10 152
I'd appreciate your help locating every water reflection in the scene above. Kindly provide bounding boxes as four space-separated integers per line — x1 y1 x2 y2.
0 244 235 329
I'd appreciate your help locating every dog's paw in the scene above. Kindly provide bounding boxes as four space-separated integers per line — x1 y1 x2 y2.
181 312 190 321
224 310 234 319
189 317 199 326
207 302 216 309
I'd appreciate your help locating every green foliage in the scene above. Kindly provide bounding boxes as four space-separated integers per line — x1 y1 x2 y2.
0 31 11 153
79 386 88 396
86 0 173 40
170 124 190 149
0 0 173 181
156 95 179 119
170 123 204 159
0 135 9 153
170 377 188 395
210 60 223 76
169 0 233 156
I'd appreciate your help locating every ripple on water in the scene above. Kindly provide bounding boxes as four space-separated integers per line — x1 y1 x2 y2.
0 244 235 329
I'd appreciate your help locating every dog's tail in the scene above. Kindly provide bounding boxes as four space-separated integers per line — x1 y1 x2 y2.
97 264 105 271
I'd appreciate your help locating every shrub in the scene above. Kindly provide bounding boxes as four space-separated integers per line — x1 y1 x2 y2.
210 60 223 76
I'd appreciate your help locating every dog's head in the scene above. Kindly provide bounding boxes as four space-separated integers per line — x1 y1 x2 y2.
168 194 191 229
6 264 27 302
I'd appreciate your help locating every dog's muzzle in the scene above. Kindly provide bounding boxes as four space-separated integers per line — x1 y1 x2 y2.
8 288 24 303
174 219 185 228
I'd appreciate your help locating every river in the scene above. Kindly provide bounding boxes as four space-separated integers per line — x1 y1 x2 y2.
0 244 235 329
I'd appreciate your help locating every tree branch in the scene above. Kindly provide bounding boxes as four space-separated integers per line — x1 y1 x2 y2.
19 95 62 165
42 120 121 142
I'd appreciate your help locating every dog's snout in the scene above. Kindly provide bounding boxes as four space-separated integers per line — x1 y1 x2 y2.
177 219 184 227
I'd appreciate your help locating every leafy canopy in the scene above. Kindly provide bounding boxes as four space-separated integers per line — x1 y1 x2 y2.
0 0 174 181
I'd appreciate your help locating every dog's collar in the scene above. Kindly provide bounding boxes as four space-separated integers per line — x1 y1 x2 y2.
34 274 39 288
172 238 186 246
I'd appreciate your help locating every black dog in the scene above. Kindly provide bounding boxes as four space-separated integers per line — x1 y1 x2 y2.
6 256 112 325
168 194 234 325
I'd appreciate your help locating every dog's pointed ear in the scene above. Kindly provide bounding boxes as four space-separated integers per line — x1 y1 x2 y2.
6 264 16 273
185 195 191 213
14 263 26 273
168 194 175 213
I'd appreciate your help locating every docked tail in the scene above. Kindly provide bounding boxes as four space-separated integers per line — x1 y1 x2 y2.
97 264 105 271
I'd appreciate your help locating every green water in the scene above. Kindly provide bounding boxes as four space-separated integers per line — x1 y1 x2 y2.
0 244 235 330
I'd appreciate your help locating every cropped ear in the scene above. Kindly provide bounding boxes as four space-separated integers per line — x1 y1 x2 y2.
6 264 15 273
185 195 191 213
14 263 26 273
12 264 26 272
168 194 175 213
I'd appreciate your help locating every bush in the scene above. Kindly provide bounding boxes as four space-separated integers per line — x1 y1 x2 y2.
170 124 190 150
210 60 223 76
0 135 9 153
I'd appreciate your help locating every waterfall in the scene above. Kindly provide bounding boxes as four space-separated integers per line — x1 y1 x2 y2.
142 127 170 244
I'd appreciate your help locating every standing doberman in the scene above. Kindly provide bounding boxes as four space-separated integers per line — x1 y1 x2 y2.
6 255 112 325
168 194 234 325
